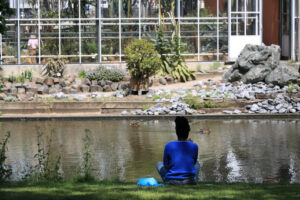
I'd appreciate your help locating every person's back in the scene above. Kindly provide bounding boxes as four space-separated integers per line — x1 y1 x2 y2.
156 116 200 185
164 141 198 179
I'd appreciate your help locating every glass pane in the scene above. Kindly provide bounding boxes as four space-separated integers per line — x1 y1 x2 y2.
182 0 197 17
141 0 159 18
2 23 18 64
20 0 38 18
21 22 39 64
201 0 217 17
41 0 59 18
121 0 139 18
101 24 119 62
246 0 257 12
200 37 217 61
82 24 98 63
231 14 245 35
246 14 257 35
219 0 228 17
61 22 79 62
238 0 245 11
81 0 97 18
102 0 119 18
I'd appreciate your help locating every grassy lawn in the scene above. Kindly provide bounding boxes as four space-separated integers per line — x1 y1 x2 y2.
0 181 299 200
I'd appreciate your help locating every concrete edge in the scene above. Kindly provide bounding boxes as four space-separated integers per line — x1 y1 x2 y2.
0 114 299 121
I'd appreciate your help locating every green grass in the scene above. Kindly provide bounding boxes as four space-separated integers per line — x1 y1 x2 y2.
0 181 299 200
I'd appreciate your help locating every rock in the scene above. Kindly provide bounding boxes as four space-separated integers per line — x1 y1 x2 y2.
106 81 112 86
44 77 54 86
80 85 90 93
166 76 174 84
233 109 242 114
0 93 6 100
121 110 128 115
223 110 233 114
90 85 102 93
14 83 23 88
135 110 143 115
70 88 79 94
62 87 71 94
199 110 206 114
26 92 35 99
103 85 112 92
54 92 67 99
118 82 129 90
49 88 57 94
60 81 66 88
25 85 38 94
91 80 98 86
34 77 44 85
169 111 177 115
250 104 259 112
279 108 287 113
53 78 61 84
74 78 82 85
151 78 160 86
73 94 86 101
111 83 119 91
99 80 106 87
241 65 271 83
265 65 300 86
159 77 167 85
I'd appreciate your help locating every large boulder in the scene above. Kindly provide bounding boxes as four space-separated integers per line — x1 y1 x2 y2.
265 65 299 86
223 44 300 86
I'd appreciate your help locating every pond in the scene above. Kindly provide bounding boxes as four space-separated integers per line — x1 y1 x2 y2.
0 119 300 183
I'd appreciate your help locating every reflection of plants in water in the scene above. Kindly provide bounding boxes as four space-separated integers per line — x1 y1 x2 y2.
74 129 96 182
0 132 12 182
26 128 62 182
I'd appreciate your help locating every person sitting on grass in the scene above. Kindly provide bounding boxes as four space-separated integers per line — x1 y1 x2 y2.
156 116 200 185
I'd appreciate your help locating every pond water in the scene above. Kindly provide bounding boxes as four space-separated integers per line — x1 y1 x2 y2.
0 119 300 183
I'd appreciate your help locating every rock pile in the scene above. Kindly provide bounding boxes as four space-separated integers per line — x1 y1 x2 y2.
133 102 196 115
223 44 300 86
1 77 130 100
246 95 300 114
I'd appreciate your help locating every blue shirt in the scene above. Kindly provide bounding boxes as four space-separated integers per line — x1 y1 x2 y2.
163 141 198 179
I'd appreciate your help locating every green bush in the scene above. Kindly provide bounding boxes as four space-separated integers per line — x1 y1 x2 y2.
86 66 125 82
124 39 161 79
78 70 87 79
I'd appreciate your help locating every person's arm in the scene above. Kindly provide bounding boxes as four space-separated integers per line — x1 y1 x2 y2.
163 145 169 170
194 145 198 165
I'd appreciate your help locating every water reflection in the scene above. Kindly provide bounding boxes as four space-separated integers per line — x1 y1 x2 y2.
0 119 299 183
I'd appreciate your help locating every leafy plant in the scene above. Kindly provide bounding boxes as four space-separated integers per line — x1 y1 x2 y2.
141 105 148 111
0 132 12 183
74 129 96 183
154 3 195 82
24 70 33 82
86 67 125 82
210 62 221 71
30 128 63 182
16 73 25 84
8 74 16 83
42 58 66 78
0 78 4 93
78 70 87 79
287 82 297 93
125 39 161 80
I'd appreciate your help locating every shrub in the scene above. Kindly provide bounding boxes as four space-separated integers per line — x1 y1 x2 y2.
124 39 161 80
8 74 16 83
0 78 4 93
42 58 66 78
86 66 125 82
0 132 12 183
78 70 87 79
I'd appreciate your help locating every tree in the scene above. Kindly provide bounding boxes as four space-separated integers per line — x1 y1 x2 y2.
0 0 14 35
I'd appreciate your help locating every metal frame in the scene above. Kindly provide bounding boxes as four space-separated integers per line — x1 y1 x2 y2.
2 0 230 65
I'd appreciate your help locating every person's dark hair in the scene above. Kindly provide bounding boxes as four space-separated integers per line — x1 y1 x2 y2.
175 116 190 140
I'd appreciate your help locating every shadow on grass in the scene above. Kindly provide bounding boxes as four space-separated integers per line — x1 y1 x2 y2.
0 181 300 200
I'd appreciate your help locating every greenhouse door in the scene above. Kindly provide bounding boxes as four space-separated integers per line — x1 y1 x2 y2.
228 0 263 61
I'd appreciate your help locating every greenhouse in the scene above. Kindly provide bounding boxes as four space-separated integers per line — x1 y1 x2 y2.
1 0 300 65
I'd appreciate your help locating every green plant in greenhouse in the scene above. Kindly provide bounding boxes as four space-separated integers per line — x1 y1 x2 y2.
42 58 66 78
0 0 15 35
125 39 161 80
155 2 195 82
86 67 125 82
78 70 87 79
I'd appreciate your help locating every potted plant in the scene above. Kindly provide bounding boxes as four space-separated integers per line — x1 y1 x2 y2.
124 39 161 94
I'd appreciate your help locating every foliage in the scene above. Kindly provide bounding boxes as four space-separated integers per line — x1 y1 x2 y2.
154 3 195 82
42 58 66 78
196 65 202 72
0 0 15 35
125 39 161 80
141 105 148 111
0 78 4 93
183 95 228 110
210 62 221 71
16 73 25 84
287 82 297 93
86 66 125 82
74 130 96 183
4 96 17 102
23 70 33 82
28 128 63 182
8 74 16 83
0 132 12 183
78 70 87 79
